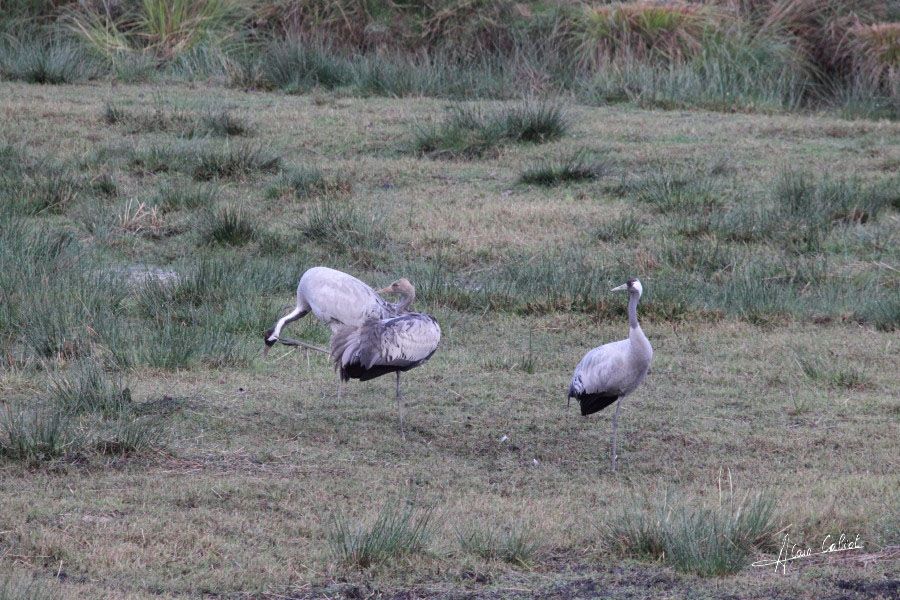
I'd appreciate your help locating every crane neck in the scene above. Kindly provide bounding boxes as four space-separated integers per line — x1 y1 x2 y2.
627 291 640 330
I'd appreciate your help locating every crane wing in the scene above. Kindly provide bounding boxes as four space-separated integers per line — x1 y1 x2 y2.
300 267 390 328
568 341 630 416
331 313 441 381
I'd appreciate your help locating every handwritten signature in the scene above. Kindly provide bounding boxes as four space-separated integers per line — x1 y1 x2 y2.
752 533 863 573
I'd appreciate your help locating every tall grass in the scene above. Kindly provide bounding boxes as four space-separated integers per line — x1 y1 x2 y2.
603 486 779 576
0 405 72 464
0 214 126 361
301 201 387 259
66 0 245 60
48 361 133 416
199 205 258 246
581 34 810 112
457 520 539 566
0 33 99 84
258 38 354 93
3 2 897 116
328 500 433 568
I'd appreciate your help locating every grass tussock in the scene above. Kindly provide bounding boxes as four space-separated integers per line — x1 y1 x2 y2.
116 199 167 238
457 520 540 567
414 103 568 159
794 348 870 390
0 35 99 84
258 38 354 93
104 101 251 137
328 500 433 568
268 166 352 200
0 405 72 464
189 142 280 180
520 149 610 186
48 360 133 417
603 485 779 576
633 166 719 214
65 0 244 60
128 142 279 180
153 182 218 213
300 201 387 257
199 205 258 246
594 214 642 242
574 1 716 67
0 152 83 216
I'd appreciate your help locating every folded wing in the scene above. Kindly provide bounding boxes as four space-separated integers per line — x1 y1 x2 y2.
331 313 441 382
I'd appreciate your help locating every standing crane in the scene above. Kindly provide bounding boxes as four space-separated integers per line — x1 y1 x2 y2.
568 278 652 471
263 267 415 355
330 311 441 439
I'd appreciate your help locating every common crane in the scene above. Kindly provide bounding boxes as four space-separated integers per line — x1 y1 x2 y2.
330 311 441 439
568 278 652 471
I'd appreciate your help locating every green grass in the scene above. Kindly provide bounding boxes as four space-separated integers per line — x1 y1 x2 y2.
457 521 540 566
520 149 610 186
413 103 568 159
47 361 133 417
268 166 352 200
258 39 354 93
0 405 72 464
593 214 642 242
189 142 280 180
105 102 251 137
300 201 387 258
153 181 217 212
0 35 98 84
199 205 258 246
0 573 55 600
603 487 779 576
128 141 279 179
328 500 434 568
633 166 719 214
794 348 870 390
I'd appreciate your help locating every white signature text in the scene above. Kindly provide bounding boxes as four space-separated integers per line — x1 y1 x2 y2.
752 534 863 573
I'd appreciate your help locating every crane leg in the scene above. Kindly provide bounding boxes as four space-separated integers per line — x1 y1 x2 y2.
396 371 406 441
336 377 343 402
611 398 622 472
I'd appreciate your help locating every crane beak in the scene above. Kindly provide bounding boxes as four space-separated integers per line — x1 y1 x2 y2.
610 283 628 292
376 286 393 295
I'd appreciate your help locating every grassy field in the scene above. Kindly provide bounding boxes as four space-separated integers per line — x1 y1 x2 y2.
0 80 898 599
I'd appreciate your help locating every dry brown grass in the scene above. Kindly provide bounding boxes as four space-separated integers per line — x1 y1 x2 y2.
574 1 719 66
848 22 900 91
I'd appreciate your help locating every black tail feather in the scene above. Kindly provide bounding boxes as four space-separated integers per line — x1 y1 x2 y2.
576 393 619 416
341 363 400 382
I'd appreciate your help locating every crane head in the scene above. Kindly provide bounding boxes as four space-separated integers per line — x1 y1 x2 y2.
377 278 415 297
262 328 277 357
611 278 642 296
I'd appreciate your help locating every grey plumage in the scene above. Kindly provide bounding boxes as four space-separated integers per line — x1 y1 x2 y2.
331 312 441 438
568 278 652 471
264 266 414 354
